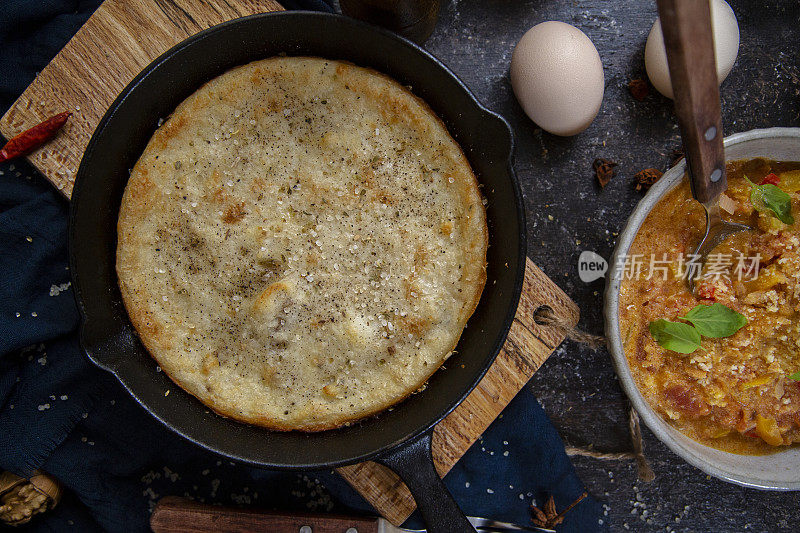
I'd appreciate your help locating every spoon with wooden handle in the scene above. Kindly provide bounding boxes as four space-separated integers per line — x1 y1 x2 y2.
656 0 751 292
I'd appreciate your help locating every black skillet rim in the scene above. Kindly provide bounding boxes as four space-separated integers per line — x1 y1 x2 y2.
69 11 527 469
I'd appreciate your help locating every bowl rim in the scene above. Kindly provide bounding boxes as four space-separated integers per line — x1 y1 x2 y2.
604 127 800 490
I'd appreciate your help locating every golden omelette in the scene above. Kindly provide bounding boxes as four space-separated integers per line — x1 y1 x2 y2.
116 57 488 431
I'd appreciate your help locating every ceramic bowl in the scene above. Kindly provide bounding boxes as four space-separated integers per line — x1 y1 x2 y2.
605 127 800 490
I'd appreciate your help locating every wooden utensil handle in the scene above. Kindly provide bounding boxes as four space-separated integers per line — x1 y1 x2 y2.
150 496 380 533
657 0 726 205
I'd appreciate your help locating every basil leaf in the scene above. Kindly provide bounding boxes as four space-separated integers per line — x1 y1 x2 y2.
747 176 795 225
788 372 800 381
680 303 748 338
648 319 702 354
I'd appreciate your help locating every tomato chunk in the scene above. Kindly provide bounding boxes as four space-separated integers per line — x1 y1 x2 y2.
664 384 710 417
759 173 780 186
695 281 717 301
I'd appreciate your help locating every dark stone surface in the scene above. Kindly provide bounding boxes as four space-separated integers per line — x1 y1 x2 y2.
423 1 800 531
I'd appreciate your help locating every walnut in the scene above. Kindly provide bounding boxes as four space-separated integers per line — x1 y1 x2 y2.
634 168 664 191
0 470 62 526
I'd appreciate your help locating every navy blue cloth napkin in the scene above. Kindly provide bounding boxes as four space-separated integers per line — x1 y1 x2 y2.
0 2 602 531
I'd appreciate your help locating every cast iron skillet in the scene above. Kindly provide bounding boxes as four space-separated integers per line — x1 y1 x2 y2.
69 12 526 533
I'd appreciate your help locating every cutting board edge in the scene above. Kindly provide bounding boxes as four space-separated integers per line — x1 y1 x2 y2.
336 255 577 525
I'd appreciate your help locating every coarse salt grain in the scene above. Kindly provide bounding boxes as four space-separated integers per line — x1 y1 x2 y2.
49 282 71 296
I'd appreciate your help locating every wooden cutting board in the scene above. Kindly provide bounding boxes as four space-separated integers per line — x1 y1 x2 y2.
0 0 579 526
0 0 283 197
337 258 577 525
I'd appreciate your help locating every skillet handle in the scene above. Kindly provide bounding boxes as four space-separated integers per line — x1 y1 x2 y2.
375 431 475 533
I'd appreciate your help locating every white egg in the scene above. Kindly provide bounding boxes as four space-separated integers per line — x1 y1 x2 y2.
510 21 604 136
645 0 739 99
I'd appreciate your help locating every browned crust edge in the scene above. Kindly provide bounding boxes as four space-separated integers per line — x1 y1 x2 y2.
116 56 488 432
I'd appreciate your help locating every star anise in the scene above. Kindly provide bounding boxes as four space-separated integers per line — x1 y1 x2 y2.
670 147 685 166
634 168 664 191
593 158 618 188
628 78 649 101
531 491 588 529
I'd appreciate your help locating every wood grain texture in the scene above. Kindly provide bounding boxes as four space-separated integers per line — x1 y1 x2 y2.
656 0 726 204
337 257 579 525
150 496 380 533
0 0 283 198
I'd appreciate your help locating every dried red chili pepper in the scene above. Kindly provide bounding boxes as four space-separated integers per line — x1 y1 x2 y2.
0 111 72 163
759 173 780 186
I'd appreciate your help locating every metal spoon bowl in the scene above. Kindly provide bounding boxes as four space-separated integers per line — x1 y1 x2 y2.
689 203 752 292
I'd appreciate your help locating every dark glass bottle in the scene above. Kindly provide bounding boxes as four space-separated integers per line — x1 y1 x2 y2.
339 0 440 44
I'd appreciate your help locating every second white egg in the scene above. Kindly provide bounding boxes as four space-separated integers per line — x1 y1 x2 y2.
645 0 740 99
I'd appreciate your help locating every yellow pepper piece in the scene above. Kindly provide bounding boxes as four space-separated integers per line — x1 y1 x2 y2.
743 266 787 293
755 415 784 446
710 428 731 439
778 170 800 192
741 375 773 390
